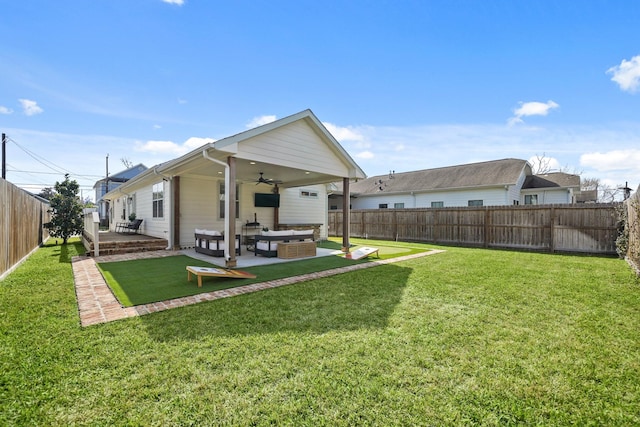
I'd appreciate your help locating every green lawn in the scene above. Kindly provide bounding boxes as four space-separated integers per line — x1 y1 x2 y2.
1 238 639 425
97 240 427 306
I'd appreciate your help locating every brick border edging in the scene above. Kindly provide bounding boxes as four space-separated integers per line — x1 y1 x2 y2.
72 249 445 327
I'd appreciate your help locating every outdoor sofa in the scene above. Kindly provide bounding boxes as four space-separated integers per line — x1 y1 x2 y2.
194 229 241 257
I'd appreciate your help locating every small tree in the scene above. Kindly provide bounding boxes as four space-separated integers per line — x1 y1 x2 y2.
37 187 56 201
44 174 84 244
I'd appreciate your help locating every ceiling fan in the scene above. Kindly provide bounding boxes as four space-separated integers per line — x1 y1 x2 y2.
255 172 282 185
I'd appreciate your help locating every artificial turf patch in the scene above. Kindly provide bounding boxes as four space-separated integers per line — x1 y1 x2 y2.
98 244 427 307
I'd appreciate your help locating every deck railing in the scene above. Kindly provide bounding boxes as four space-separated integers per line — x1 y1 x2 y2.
82 209 101 256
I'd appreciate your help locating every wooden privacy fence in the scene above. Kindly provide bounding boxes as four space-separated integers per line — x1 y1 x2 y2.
625 189 640 268
0 178 50 279
328 204 619 255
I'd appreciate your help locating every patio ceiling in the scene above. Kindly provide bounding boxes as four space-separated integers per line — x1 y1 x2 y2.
169 153 351 189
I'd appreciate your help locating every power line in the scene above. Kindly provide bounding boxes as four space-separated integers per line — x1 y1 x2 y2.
5 136 101 182
5 167 103 178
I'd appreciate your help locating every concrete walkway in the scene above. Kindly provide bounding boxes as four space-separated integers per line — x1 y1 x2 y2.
72 249 445 327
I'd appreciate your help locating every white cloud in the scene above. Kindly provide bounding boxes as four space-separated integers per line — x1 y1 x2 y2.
580 149 640 172
607 55 640 93
183 136 215 150
162 0 184 5
135 136 213 156
0 106 13 114
19 99 44 116
246 115 277 128
135 140 183 155
508 100 559 125
356 150 375 159
322 122 365 142
178 98 188 104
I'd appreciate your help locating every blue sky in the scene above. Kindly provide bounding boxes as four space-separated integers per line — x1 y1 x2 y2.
1 0 639 200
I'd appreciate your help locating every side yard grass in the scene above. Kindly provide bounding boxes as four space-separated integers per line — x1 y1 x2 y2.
1 238 639 425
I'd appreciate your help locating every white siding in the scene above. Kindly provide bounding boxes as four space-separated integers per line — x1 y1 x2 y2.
237 121 351 176
508 171 528 204
521 189 570 205
137 180 171 240
352 193 416 209
179 176 220 247
111 180 171 239
280 185 328 239
352 187 511 209
178 176 276 248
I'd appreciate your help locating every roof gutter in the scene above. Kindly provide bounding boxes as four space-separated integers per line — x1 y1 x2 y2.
202 145 231 261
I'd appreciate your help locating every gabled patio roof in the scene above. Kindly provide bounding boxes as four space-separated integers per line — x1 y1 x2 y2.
105 109 366 197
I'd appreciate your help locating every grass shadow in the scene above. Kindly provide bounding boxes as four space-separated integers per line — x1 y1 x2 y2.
45 238 82 263
139 262 413 342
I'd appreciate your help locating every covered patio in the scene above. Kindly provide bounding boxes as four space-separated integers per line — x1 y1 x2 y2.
101 110 367 266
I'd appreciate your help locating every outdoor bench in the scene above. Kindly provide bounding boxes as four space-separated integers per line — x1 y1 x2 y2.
194 229 241 257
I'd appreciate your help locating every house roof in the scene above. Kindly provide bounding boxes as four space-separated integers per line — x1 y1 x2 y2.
522 172 580 190
92 163 148 188
335 158 531 196
103 109 366 199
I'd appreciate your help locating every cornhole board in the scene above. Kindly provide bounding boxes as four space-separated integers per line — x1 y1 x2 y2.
345 247 380 260
186 266 257 288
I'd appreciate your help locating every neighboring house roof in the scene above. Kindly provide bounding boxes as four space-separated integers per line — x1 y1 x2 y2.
93 163 148 189
27 190 51 204
522 172 580 190
334 158 531 196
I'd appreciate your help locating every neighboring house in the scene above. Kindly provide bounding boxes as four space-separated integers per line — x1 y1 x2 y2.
93 164 148 226
102 109 366 267
521 172 581 205
328 158 581 210
576 190 598 203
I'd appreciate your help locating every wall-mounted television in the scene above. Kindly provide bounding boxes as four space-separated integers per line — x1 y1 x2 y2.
254 192 280 208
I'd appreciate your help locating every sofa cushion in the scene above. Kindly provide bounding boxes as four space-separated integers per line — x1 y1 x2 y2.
292 229 314 236
261 230 292 237
195 229 221 236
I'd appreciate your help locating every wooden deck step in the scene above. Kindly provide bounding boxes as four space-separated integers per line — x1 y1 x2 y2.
86 239 169 256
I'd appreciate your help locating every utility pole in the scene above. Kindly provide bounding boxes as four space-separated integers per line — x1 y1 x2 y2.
105 154 109 191
2 133 6 179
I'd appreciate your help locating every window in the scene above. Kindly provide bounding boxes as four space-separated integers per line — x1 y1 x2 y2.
431 201 444 208
513 200 520 205
152 182 164 218
378 203 388 209
394 202 405 209
524 194 538 205
219 182 240 219
300 190 318 198
468 200 483 207
330 205 338 210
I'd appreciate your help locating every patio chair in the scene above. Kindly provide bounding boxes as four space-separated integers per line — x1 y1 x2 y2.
116 219 143 234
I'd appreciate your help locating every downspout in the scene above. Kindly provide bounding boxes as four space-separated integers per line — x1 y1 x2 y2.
154 167 174 250
202 147 231 261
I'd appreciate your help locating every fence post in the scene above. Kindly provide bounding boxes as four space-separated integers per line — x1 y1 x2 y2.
550 206 556 253
484 208 490 248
